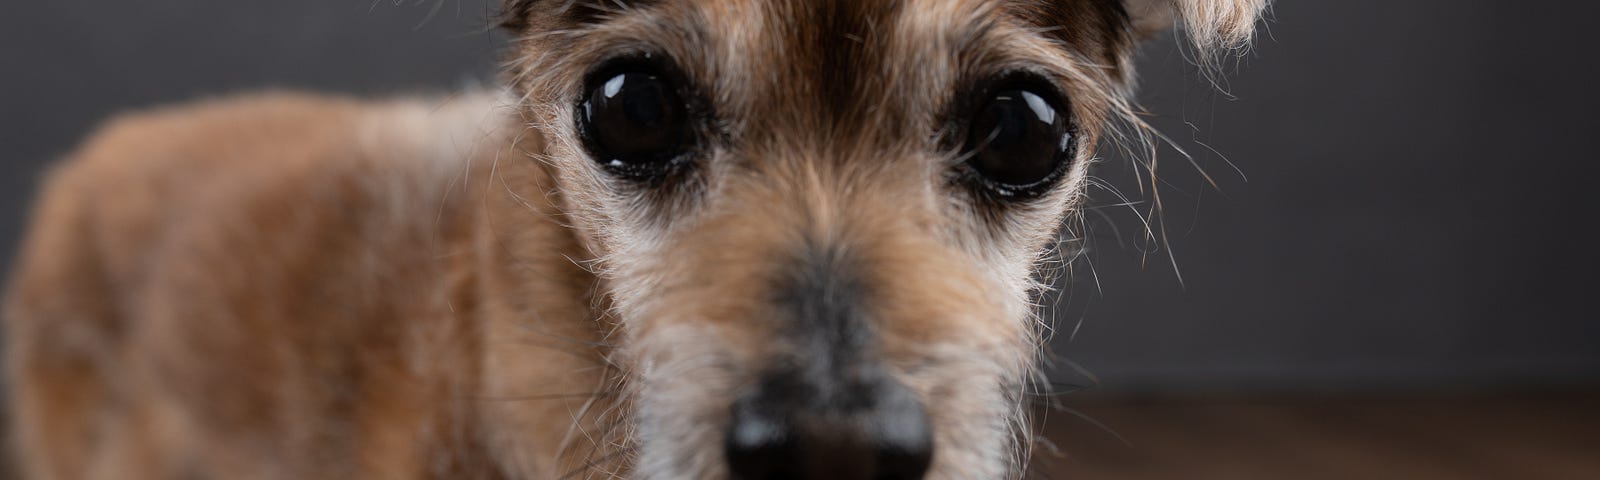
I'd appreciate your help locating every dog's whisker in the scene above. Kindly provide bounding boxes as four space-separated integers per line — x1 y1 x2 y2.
556 446 638 480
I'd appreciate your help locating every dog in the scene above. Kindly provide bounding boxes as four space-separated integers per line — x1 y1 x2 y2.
3 0 1265 478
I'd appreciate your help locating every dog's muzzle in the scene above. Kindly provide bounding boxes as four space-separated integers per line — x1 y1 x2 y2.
724 367 933 480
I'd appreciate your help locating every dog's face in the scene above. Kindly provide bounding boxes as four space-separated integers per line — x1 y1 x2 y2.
500 1 1262 478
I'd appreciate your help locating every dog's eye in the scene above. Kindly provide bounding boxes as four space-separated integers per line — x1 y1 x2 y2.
962 86 1074 198
578 66 691 175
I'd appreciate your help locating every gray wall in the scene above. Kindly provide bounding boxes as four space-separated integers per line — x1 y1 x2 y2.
3 1 1597 392
1055 0 1600 391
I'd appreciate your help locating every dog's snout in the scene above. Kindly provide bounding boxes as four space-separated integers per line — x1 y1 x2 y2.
725 371 933 480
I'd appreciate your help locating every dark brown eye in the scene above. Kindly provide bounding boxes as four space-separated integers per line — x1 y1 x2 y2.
963 86 1074 198
578 63 692 178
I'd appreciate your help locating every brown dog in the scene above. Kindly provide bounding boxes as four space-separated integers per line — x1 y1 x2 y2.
3 1 1265 478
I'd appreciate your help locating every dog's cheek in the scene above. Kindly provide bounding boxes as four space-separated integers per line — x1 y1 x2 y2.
888 329 1027 480
867 242 1036 479
625 323 749 480
926 371 1023 479
608 232 790 479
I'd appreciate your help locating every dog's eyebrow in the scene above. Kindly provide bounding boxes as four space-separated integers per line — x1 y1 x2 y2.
502 0 667 30
567 0 669 25
1003 0 1133 66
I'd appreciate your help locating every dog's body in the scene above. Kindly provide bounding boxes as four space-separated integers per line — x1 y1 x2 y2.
4 92 584 479
4 1 1265 479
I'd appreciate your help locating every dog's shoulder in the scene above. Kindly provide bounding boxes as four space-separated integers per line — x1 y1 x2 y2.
4 91 524 478
49 90 510 210
5 90 518 345
17 90 512 281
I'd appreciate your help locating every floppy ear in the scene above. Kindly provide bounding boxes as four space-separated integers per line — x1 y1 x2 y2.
1124 0 1270 55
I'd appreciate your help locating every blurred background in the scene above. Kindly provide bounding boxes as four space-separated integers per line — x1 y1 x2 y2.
3 1 1597 478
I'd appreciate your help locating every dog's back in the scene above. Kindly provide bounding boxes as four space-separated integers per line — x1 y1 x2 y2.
4 92 522 479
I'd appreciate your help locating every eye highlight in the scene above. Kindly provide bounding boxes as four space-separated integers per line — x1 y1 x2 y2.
577 58 694 180
960 77 1076 199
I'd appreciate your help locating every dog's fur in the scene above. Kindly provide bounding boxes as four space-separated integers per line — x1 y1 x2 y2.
3 1 1265 479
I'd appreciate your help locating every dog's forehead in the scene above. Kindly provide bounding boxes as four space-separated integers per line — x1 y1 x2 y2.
626 0 1128 144
508 0 1131 153
627 0 1127 47
675 0 1128 79
698 0 978 145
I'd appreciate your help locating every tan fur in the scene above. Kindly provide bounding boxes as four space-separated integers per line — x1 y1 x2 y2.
5 1 1264 479
2 91 614 479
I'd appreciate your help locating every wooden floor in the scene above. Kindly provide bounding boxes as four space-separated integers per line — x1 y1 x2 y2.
1031 391 1600 480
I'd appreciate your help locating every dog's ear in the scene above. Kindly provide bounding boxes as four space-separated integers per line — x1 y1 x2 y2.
1124 0 1269 54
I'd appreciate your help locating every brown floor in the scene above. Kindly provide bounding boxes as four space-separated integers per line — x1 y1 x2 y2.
1031 391 1600 480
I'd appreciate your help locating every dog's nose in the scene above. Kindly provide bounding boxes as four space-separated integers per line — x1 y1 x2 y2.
725 372 933 480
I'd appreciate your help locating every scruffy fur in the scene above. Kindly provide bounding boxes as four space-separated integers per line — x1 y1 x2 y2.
4 1 1265 479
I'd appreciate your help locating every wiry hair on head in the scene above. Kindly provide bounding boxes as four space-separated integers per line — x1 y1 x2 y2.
1126 0 1270 59
500 0 1269 52
1175 0 1270 52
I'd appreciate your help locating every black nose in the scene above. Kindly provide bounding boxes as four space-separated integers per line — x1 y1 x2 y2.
725 372 933 480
